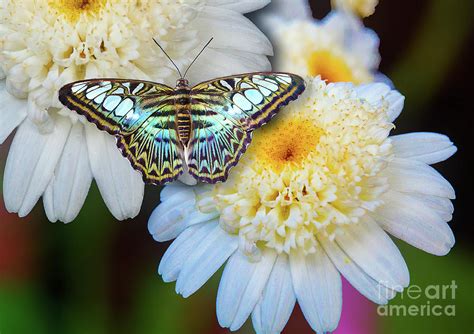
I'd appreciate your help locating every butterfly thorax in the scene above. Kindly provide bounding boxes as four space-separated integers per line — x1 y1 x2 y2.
175 79 192 145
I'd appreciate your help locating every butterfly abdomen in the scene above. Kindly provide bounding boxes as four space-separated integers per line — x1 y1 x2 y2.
174 90 192 145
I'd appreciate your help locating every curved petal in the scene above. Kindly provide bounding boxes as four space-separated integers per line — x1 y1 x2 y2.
290 248 342 333
323 11 380 69
355 83 404 122
3 117 71 217
159 221 217 282
383 158 455 199
43 123 93 223
148 187 218 242
176 223 238 298
0 81 27 144
192 6 273 55
373 190 455 256
319 237 397 304
159 182 193 202
207 0 270 13
390 132 457 165
262 0 312 21
217 249 277 331
355 83 391 105
252 254 296 334
190 47 271 82
85 125 144 220
335 216 410 291
385 90 405 122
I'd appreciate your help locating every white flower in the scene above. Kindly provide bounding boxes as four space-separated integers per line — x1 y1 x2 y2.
0 0 272 223
267 10 381 84
148 78 456 333
332 0 379 17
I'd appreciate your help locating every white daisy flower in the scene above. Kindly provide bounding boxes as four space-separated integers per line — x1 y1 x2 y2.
266 10 381 84
332 0 379 17
0 0 272 223
148 78 456 333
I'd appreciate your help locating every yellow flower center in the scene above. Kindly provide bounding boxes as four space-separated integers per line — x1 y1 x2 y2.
201 79 394 257
49 0 107 22
249 117 323 172
308 50 357 83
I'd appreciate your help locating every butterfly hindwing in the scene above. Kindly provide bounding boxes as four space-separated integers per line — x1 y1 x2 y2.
59 79 184 184
188 72 305 182
187 106 252 183
117 116 184 185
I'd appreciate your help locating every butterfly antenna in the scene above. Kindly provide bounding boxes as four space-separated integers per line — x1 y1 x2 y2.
152 38 183 78
183 38 214 79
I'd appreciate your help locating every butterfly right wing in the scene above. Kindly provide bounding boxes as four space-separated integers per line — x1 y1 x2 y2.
59 79 184 184
187 72 305 183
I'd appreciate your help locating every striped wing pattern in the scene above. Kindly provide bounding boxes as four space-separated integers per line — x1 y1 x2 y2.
188 73 305 182
187 107 252 183
59 79 184 184
59 73 305 185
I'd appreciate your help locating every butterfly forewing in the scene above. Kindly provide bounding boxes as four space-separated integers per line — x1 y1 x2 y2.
59 79 184 184
191 72 305 130
187 72 305 183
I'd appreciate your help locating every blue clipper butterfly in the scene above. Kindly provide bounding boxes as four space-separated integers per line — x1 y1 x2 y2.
59 39 306 185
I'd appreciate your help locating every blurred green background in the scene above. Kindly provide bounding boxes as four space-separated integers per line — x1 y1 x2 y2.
1 0 474 333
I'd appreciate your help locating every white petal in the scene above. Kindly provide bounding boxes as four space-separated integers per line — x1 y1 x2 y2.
391 132 457 164
217 249 277 331
43 123 93 223
176 223 238 298
148 188 218 242
85 125 144 220
319 237 397 304
355 84 404 122
177 170 197 185
159 182 192 202
373 190 455 256
289 248 342 333
384 158 455 199
262 0 312 20
385 90 405 122
323 11 380 69
159 222 217 282
335 216 410 291
252 254 296 334
194 7 273 56
3 117 71 217
207 0 270 13
0 81 27 144
188 48 271 83
355 83 391 105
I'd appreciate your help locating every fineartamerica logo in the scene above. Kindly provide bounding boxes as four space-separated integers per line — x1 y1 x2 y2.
377 280 457 317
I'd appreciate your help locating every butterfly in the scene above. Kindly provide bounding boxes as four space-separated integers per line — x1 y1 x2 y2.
58 39 306 185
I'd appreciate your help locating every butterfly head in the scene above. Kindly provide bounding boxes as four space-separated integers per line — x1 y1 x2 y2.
176 78 189 89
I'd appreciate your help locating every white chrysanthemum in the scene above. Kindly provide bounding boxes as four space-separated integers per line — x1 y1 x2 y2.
332 0 379 17
148 78 456 333
267 10 381 84
0 0 272 222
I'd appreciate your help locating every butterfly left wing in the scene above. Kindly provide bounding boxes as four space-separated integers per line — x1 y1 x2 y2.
59 79 184 185
188 72 305 183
